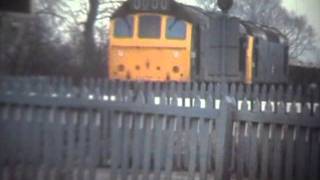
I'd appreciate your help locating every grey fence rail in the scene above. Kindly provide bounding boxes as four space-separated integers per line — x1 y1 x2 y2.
0 77 319 180
0 76 319 102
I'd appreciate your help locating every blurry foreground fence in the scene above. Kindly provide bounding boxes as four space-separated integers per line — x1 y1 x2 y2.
0 77 319 180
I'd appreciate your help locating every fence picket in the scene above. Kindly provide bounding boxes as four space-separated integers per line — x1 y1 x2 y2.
1 78 320 180
245 84 251 99
296 127 308 180
230 83 236 98
0 105 9 179
88 111 100 180
25 107 34 167
111 113 122 180
294 85 303 103
164 117 175 180
187 118 197 180
66 111 77 180
286 85 293 103
260 123 270 180
121 114 132 180
237 84 244 101
132 114 144 180
77 111 89 180
214 83 220 100
42 108 54 180
5 106 12 180
236 122 245 180
17 107 28 180
33 108 42 180
248 122 258 180
215 97 234 180
252 84 259 100
101 110 111 165
13 106 23 180
55 110 65 179
272 124 283 180
154 115 165 180
309 129 320 180
199 118 210 180
142 116 153 180
284 125 294 180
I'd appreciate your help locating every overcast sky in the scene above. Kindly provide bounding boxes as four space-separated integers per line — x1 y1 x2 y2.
178 0 320 47
282 0 320 44
63 0 320 52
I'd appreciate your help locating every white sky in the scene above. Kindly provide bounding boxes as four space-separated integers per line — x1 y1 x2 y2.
179 0 320 47
282 0 320 47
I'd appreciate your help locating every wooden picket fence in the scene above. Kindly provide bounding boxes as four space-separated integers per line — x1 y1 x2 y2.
0 77 319 180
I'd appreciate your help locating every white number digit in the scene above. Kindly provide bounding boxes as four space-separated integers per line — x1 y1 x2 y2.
151 0 159 10
133 0 141 10
160 0 168 10
142 0 149 10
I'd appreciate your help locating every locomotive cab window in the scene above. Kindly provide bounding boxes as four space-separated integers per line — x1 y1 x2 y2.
139 15 161 38
166 17 186 39
114 16 134 38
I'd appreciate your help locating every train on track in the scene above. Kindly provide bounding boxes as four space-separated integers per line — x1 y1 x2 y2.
108 0 319 84
1 0 318 84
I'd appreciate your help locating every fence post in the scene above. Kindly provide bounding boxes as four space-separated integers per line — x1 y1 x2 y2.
215 96 236 180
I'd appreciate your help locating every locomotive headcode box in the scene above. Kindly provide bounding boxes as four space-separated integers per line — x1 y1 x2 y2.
130 0 172 11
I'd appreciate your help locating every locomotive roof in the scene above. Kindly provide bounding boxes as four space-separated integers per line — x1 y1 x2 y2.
112 0 287 44
111 0 210 25
290 59 320 69
239 20 288 44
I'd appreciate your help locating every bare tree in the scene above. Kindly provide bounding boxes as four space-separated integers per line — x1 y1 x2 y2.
278 12 315 58
33 0 125 75
0 11 75 76
0 14 29 74
0 0 126 76
195 0 316 59
195 0 218 11
82 0 99 75
82 0 126 76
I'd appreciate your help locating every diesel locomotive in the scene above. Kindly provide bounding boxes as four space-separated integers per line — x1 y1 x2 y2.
108 0 289 84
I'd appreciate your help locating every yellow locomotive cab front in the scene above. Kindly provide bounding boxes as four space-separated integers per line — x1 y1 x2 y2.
108 13 193 82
